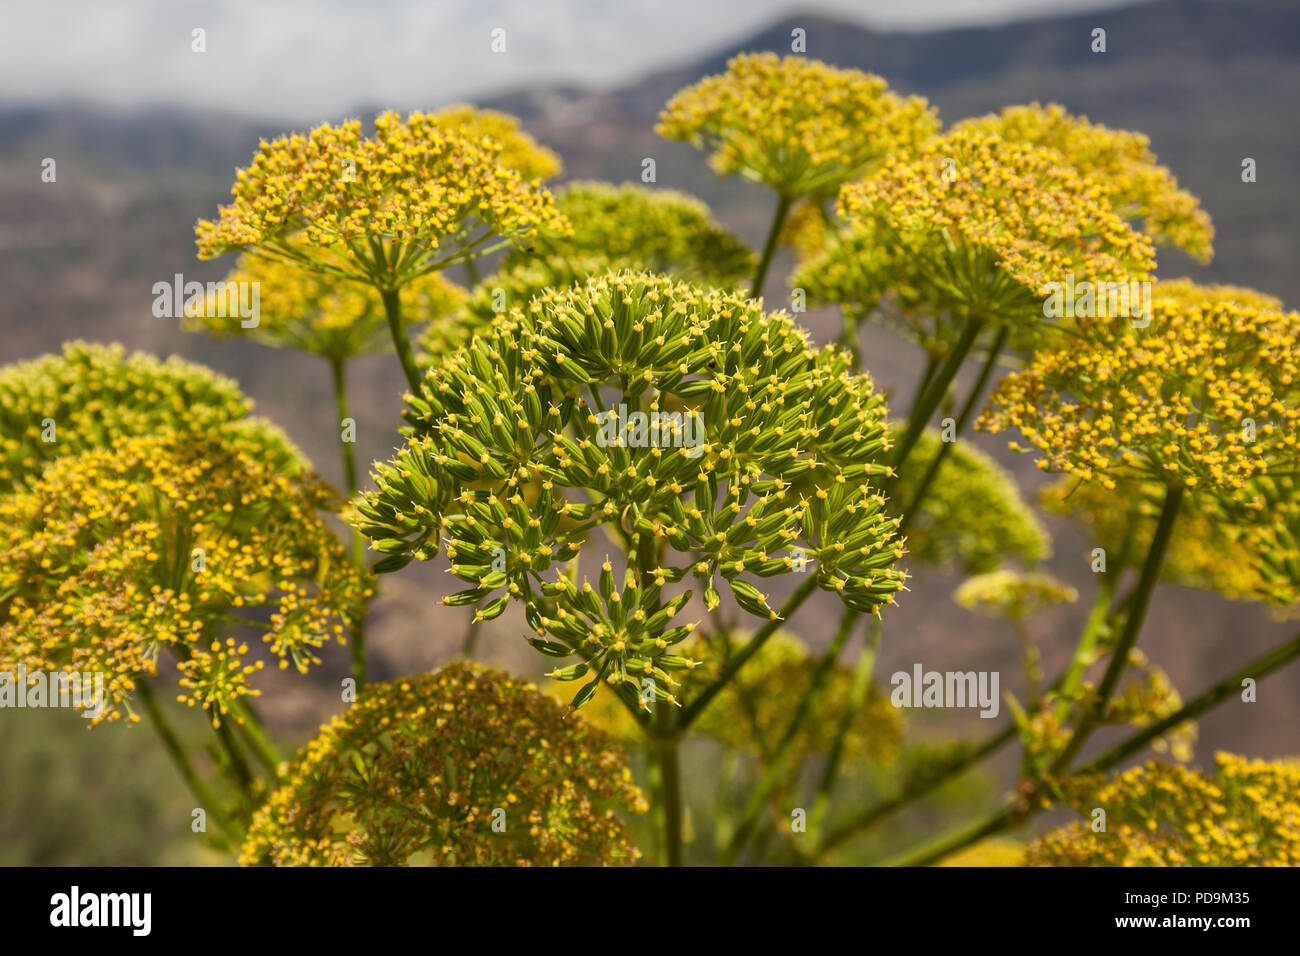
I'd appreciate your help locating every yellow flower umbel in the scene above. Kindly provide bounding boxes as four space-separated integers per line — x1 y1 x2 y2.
980 279 1300 499
241 661 646 866
835 130 1156 337
184 253 465 364
658 53 938 294
196 110 569 391
953 103 1214 263
0 434 371 726
1028 753 1300 866
0 341 297 492
658 53 937 202
433 104 562 182
355 271 906 709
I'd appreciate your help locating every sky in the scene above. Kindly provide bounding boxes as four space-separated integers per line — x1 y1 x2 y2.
3 0 1140 121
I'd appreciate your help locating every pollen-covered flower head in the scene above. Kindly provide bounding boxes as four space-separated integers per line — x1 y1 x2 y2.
432 104 561 182
241 661 645 866
355 271 906 708
657 53 938 200
0 342 298 492
185 252 465 363
953 103 1214 263
892 427 1050 574
1028 753 1300 866
195 111 568 288
0 434 370 726
980 279 1300 498
835 130 1155 331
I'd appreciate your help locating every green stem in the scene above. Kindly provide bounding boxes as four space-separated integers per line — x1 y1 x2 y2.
895 324 1008 537
808 612 875 840
721 607 856 863
1054 572 1118 721
881 629 1300 866
750 194 793 299
330 357 369 687
888 315 984 486
226 698 283 776
1049 482 1184 774
817 725 1017 857
380 287 423 395
1084 631 1300 775
136 681 239 843
464 257 481 287
679 574 820 730
213 717 255 795
654 702 684 867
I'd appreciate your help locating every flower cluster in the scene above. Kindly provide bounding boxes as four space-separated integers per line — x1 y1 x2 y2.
196 111 568 287
893 427 1050 574
0 434 370 725
835 130 1155 328
1028 754 1300 866
501 181 755 287
954 570 1078 620
355 271 906 708
657 53 938 200
980 279 1300 497
433 104 562 182
185 253 466 363
952 103 1214 262
0 342 297 491
241 662 646 866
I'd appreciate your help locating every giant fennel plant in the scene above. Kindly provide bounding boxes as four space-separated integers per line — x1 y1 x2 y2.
7 57 1300 868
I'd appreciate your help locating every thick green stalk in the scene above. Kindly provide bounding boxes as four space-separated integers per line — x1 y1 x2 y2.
895 324 1008 537
1048 482 1184 774
750 194 793 299
380 287 423 394
654 701 684 867
464 257 481 287
136 681 239 843
330 356 368 687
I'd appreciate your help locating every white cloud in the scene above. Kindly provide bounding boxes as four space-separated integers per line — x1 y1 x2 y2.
0 0 1137 122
